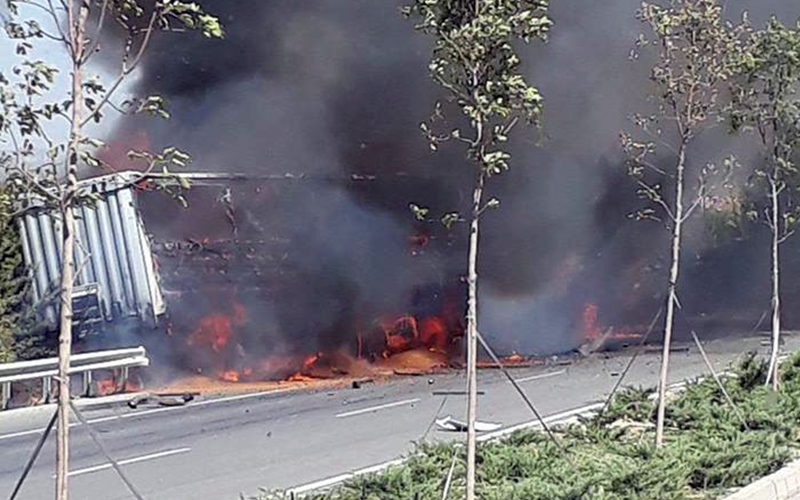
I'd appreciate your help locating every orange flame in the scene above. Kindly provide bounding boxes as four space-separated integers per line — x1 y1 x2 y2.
583 302 601 342
182 295 465 384
186 314 234 352
186 301 246 353
419 316 448 351
582 301 643 343
382 315 419 355
302 353 321 370
96 378 117 397
286 373 318 383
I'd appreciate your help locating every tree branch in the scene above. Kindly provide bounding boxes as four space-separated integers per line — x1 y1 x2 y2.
17 0 69 44
432 73 472 103
638 125 680 158
777 229 795 245
82 0 110 64
681 191 704 223
637 179 675 222
681 178 705 223
79 10 158 128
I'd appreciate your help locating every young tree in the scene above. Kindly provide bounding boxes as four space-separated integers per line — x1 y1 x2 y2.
1 2 221 498
402 1 550 497
622 0 742 447
729 19 800 391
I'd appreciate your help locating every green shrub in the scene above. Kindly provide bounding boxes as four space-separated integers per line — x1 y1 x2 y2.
0 188 27 363
253 353 800 500
0 185 46 362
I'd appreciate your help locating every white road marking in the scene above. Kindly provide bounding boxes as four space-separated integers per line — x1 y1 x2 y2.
516 369 566 383
477 402 604 441
288 459 407 495
335 398 421 419
0 388 294 441
354 458 406 475
59 448 191 478
288 401 602 495
287 376 698 494
0 427 54 441
289 473 353 494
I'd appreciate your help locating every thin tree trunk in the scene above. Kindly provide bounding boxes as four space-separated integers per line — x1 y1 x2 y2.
56 3 88 499
766 177 781 390
55 202 74 500
655 143 686 448
465 171 485 500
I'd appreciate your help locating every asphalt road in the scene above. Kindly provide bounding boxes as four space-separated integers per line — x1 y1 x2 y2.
0 334 794 500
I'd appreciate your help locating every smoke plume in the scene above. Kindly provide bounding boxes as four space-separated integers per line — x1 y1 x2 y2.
102 0 800 361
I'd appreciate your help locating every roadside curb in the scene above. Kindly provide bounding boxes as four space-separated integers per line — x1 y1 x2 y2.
722 460 800 500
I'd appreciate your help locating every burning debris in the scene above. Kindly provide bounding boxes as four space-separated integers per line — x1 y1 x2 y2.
89 369 144 397
179 302 462 384
578 302 646 355
475 353 547 369
128 392 196 409
117 176 472 387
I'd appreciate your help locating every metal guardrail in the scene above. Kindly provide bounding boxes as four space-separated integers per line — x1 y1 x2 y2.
0 346 149 410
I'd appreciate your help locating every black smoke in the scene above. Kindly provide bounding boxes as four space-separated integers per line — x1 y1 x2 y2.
104 0 800 360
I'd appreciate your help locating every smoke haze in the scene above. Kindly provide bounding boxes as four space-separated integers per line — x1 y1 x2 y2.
103 0 800 357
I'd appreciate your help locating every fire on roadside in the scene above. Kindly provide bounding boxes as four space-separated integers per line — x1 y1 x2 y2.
582 302 644 345
93 370 143 397
181 298 464 384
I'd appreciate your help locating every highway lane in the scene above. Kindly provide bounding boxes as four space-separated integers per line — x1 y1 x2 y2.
0 335 793 500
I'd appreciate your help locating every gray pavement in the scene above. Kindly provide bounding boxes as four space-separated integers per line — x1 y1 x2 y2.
0 334 794 500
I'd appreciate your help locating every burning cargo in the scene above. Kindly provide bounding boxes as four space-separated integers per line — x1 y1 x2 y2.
17 171 468 383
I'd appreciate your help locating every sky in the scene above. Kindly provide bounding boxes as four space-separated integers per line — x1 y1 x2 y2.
0 2 135 172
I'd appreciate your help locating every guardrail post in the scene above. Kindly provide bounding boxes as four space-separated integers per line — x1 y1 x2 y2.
42 377 51 403
83 371 93 397
121 367 129 390
1 382 10 410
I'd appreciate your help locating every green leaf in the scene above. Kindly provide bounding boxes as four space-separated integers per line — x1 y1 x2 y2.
440 212 460 229
409 203 429 221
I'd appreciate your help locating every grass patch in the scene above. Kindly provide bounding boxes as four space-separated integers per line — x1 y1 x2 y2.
255 352 800 500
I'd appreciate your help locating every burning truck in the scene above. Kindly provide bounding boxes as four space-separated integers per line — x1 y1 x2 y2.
18 167 723 389
17 171 469 385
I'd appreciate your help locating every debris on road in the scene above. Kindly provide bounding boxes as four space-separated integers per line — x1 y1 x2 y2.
127 392 196 409
476 353 546 369
351 378 374 389
393 368 428 376
435 415 501 433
